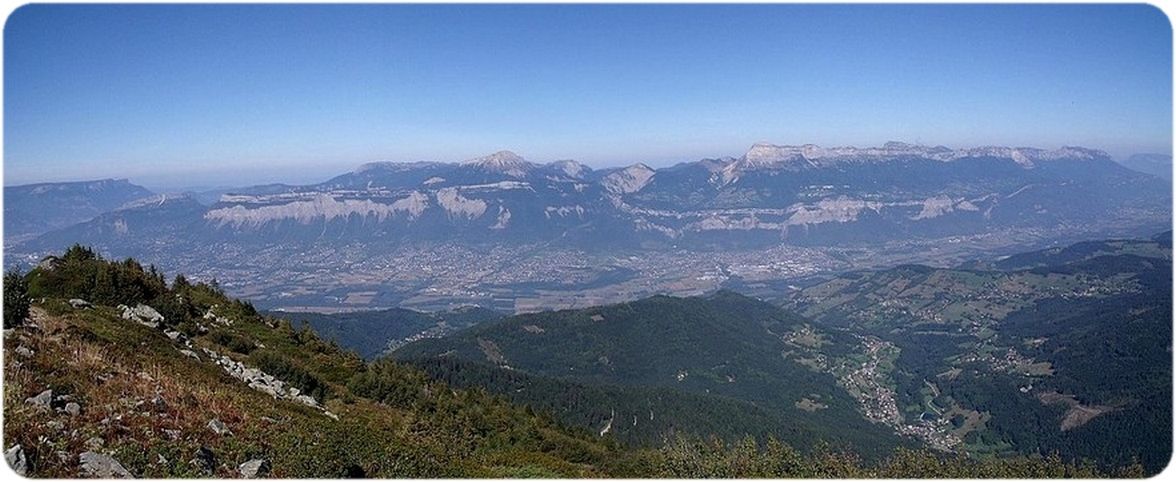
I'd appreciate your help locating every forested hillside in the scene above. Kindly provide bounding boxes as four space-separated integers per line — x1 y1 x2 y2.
270 306 503 359
396 291 916 458
789 234 1172 472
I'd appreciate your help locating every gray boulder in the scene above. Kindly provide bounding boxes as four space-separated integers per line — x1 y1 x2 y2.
5 445 28 476
238 459 270 478
68 299 93 309
207 419 232 436
294 394 320 408
65 402 82 416
79 451 132 478
118 304 165 329
25 389 52 409
37 256 60 271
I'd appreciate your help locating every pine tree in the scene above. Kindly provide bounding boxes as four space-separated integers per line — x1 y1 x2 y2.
4 269 31 329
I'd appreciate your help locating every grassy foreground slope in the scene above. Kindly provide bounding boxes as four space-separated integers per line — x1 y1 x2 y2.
4 247 622 477
2 245 1144 478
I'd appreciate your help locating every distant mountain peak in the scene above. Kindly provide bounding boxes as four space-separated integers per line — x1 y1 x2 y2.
742 143 821 168
465 150 527 166
602 163 656 194
463 150 534 177
547 159 588 178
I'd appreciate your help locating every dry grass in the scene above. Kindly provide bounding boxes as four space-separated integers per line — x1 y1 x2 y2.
3 305 319 477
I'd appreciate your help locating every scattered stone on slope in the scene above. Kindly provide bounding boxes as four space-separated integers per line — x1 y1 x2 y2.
200 347 332 416
190 446 216 475
14 346 34 357
79 451 132 478
25 389 52 409
117 304 165 329
238 459 270 478
179 349 200 361
207 419 232 436
203 308 234 326
68 299 93 309
64 402 82 416
5 445 28 476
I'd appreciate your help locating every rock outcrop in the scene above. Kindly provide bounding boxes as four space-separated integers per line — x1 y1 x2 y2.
118 304 165 329
5 445 28 476
238 459 270 478
200 347 336 419
79 452 132 478
207 419 232 436
25 389 52 409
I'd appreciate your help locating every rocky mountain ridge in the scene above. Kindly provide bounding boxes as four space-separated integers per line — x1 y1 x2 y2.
12 142 1167 249
5 142 1168 311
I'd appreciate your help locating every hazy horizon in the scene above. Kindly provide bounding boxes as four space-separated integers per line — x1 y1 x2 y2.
4 140 1171 192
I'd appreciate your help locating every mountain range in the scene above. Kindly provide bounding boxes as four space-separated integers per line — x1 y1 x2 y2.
3 179 154 243
4 142 1170 311
1117 153 1172 181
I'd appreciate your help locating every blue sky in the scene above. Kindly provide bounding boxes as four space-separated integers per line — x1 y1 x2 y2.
4 4 1172 189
